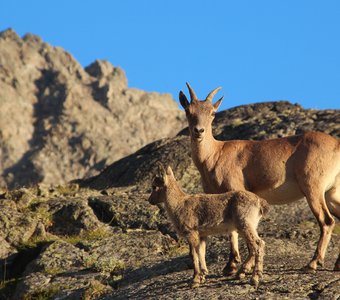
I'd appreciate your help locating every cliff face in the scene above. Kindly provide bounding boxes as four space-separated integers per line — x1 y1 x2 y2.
0 29 186 188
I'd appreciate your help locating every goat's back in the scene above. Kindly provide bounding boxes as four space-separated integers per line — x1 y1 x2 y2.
176 194 229 232
173 191 268 235
224 191 269 227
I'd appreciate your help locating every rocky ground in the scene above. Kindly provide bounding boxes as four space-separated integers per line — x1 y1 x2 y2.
0 184 339 300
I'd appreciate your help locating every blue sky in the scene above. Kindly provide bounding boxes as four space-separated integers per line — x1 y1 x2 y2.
1 1 340 110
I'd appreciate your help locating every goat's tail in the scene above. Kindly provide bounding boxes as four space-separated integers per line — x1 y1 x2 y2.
258 197 269 216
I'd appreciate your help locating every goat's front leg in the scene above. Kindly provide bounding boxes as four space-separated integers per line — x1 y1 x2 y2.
187 232 201 288
223 230 241 276
198 237 208 283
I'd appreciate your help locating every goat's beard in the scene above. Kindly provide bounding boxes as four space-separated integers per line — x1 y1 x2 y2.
191 133 204 142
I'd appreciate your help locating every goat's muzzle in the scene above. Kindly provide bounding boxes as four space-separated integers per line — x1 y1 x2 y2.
192 127 205 141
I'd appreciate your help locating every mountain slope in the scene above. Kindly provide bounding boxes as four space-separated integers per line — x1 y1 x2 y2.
0 29 185 188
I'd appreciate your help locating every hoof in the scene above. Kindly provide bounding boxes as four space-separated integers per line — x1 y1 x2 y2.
237 272 246 280
317 260 324 267
223 265 238 277
301 264 317 273
250 276 260 288
334 256 340 271
200 275 206 284
201 269 209 276
191 281 200 289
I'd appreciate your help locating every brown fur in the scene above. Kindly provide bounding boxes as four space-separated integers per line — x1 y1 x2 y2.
179 83 340 273
148 165 268 288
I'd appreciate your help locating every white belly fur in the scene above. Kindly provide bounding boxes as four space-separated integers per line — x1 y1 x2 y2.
256 180 305 205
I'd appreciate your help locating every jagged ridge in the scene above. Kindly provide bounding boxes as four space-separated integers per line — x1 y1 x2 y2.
0 28 185 188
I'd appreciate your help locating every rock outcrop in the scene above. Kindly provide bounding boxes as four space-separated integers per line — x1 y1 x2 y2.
80 101 340 192
0 28 185 188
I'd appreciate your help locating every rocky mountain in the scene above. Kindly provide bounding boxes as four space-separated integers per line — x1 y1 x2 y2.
0 28 185 189
0 28 339 300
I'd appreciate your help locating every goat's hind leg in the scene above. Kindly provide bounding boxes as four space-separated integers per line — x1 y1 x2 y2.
325 178 340 271
236 241 255 280
251 237 265 288
223 230 241 276
237 240 255 279
238 225 264 287
303 189 335 271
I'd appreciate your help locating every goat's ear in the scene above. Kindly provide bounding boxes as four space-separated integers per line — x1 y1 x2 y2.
166 165 174 177
213 96 224 111
157 162 167 179
179 91 189 110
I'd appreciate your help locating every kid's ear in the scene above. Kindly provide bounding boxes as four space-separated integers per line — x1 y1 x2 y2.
154 176 165 186
156 162 167 180
179 91 189 110
213 96 224 111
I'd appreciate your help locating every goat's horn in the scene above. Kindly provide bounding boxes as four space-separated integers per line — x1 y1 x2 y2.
186 82 197 102
206 87 222 102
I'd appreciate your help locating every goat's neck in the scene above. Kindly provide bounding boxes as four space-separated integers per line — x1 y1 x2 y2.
190 129 221 165
164 182 185 212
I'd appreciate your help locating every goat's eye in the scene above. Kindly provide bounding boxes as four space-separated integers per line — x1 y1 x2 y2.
211 112 216 117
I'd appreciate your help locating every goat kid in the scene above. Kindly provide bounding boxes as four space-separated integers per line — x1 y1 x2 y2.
148 164 268 288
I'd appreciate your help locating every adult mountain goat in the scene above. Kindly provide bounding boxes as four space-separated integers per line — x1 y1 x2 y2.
179 83 340 274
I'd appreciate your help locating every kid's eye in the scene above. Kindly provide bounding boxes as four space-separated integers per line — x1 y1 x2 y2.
211 112 216 117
